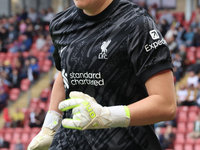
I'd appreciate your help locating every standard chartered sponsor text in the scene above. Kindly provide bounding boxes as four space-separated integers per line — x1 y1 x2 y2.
70 72 104 86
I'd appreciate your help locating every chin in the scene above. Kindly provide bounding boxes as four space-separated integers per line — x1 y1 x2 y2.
73 0 89 9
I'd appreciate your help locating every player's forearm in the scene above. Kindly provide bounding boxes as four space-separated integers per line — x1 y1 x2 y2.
128 94 176 126
49 71 66 115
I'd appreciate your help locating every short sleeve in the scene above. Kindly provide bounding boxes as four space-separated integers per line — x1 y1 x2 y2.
127 15 173 83
49 20 62 71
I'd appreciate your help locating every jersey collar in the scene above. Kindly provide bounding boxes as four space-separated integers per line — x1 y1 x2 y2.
77 0 120 22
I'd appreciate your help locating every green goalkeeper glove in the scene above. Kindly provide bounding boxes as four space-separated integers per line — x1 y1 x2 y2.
58 91 130 130
28 111 62 150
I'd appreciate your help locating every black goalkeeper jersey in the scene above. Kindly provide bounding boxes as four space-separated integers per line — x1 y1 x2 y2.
50 0 172 149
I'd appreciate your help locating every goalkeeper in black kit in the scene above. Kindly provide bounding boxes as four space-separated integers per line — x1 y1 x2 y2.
28 0 177 149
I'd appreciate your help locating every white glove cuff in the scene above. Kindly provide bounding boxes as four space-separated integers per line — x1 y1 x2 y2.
108 106 130 128
43 110 62 131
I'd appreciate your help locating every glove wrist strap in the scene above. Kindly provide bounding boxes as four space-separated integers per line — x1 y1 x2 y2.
43 110 62 131
107 106 130 128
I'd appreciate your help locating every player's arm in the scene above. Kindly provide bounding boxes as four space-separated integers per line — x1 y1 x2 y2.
128 69 177 126
28 72 65 150
49 71 65 114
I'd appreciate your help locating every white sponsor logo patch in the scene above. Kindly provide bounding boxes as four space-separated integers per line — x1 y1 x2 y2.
149 30 160 40
145 38 167 52
70 72 104 86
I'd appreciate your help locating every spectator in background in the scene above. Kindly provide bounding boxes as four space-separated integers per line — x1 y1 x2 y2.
188 114 200 139
20 9 28 21
7 25 18 43
159 9 174 26
24 24 35 41
0 27 8 43
19 59 34 81
0 39 7 53
11 108 25 128
2 107 11 128
190 18 200 29
177 85 188 106
28 8 38 23
193 7 200 25
187 71 199 88
43 7 54 23
160 19 169 37
27 50 38 62
0 87 8 111
185 84 198 106
0 71 11 87
19 34 32 52
36 34 46 50
184 27 194 47
0 136 9 149
160 125 175 149
8 69 21 89
16 51 25 66
19 20 27 34
14 139 24 150
176 25 186 47
29 107 36 128
148 4 157 20
3 60 12 78
39 9 47 22
192 27 200 47
29 108 45 128
172 53 183 81
30 58 40 80
178 44 187 60
165 25 178 44
168 35 178 52
13 58 22 73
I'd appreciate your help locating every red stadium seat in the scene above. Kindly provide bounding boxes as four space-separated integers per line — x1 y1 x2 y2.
177 111 187 123
21 132 30 144
5 128 14 133
37 51 47 60
0 53 6 62
23 126 32 134
22 51 29 58
9 143 16 150
31 127 40 134
42 59 52 72
188 112 197 122
40 88 51 101
20 78 31 92
185 136 195 144
174 133 185 144
196 47 200 59
187 122 194 133
9 88 20 101
178 106 189 113
184 144 193 150
3 133 12 142
13 132 21 143
188 106 199 113
174 143 183 150
186 47 196 64
177 122 186 133
194 144 200 150
14 127 23 133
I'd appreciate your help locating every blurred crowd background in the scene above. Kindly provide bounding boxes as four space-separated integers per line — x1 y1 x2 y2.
0 0 200 150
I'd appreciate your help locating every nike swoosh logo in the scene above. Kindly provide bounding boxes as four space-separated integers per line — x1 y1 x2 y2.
60 46 68 54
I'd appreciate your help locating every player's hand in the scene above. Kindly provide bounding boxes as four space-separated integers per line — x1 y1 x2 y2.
28 111 62 150
58 91 130 130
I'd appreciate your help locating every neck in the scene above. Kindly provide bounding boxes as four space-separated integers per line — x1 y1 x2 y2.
83 0 113 16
